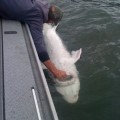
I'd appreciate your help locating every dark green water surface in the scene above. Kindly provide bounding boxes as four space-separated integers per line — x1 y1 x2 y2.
49 0 120 120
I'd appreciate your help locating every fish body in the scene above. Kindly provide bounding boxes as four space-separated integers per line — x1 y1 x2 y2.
43 23 82 103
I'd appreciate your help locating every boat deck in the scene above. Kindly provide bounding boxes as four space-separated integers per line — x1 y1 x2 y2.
0 19 58 120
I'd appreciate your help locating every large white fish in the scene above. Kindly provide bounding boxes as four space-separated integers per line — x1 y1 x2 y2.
43 23 82 103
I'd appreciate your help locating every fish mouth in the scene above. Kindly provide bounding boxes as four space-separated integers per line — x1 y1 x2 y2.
54 77 75 87
63 95 79 103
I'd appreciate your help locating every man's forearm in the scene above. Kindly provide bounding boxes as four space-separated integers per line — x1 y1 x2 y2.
43 59 57 76
43 59 67 80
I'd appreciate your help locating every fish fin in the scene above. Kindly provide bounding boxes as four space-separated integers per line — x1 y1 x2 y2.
53 23 59 30
59 48 82 64
71 48 82 63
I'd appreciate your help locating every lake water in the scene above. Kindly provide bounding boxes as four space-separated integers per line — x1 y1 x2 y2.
48 0 120 120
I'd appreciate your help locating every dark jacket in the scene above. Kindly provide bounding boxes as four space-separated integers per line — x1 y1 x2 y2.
0 0 50 62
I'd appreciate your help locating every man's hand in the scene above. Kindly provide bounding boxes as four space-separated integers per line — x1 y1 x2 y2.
43 60 68 81
52 69 67 80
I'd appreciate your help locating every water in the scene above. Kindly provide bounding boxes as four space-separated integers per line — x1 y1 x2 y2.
48 0 120 120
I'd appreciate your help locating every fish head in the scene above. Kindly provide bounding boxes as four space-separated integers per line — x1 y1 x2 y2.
63 93 79 104
55 77 80 104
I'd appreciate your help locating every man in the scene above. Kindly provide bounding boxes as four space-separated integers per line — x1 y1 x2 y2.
0 0 68 81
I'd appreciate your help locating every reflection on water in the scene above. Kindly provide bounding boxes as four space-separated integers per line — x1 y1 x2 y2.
48 0 120 120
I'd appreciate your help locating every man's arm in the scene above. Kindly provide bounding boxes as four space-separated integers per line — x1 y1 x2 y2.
43 60 67 80
26 18 67 80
